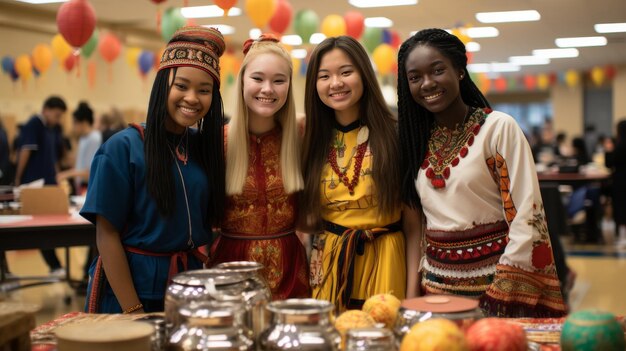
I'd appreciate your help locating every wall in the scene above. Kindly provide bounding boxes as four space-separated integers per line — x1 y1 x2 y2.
2 26 625 142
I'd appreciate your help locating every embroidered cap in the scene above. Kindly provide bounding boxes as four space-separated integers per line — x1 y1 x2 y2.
242 33 280 55
159 26 226 85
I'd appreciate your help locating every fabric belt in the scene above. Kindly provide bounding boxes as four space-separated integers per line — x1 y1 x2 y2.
220 230 294 240
124 245 209 284
323 220 401 310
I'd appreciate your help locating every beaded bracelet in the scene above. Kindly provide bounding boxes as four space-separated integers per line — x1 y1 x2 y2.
123 303 143 314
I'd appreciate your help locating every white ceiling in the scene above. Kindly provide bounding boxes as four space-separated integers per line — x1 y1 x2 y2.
1 0 625 76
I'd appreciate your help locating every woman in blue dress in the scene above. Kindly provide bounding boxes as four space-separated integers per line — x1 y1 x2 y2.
80 26 227 314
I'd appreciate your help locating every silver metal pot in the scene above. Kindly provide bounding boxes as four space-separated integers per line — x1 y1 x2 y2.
214 261 272 340
259 299 340 350
168 300 253 351
165 269 248 333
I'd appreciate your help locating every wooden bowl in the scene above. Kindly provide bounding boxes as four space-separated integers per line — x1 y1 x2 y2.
55 320 154 351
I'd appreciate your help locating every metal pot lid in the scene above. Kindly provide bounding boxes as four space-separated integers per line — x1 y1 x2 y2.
171 268 246 286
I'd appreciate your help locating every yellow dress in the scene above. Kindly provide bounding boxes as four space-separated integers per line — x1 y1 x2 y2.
310 123 405 312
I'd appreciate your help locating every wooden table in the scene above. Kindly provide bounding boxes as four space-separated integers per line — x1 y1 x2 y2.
0 214 95 291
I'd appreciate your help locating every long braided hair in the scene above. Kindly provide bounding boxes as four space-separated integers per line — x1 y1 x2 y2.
145 55 225 225
397 28 490 208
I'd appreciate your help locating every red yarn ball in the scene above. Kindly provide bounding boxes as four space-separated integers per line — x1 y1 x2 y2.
466 318 527 351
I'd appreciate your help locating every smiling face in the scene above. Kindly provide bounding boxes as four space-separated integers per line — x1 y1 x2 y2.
404 44 465 118
166 66 214 134
243 52 290 122
316 48 363 125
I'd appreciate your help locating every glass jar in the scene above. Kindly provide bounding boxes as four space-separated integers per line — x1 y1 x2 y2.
214 261 272 340
346 328 394 351
165 269 247 333
393 295 483 346
168 301 253 351
259 299 340 350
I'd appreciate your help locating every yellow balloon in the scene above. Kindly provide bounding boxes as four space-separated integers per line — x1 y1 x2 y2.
451 28 471 45
125 47 142 70
321 14 346 38
372 44 395 76
565 70 580 87
245 0 277 28
51 33 72 65
537 73 550 90
15 54 33 81
291 56 301 76
590 66 605 86
32 44 53 74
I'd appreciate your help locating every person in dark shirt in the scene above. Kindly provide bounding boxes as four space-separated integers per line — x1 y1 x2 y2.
14 96 67 277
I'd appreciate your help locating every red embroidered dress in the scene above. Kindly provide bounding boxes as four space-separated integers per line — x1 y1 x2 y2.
416 108 566 317
211 127 310 300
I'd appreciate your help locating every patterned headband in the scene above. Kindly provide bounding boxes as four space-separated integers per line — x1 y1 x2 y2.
159 26 226 85
242 33 280 55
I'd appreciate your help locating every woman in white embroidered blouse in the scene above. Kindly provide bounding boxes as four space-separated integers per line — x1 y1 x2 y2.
396 28 567 317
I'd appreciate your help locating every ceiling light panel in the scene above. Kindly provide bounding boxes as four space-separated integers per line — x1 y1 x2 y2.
465 27 499 38
532 48 579 58
349 0 417 8
364 17 393 28
476 10 540 23
555 36 607 47
594 22 626 33
181 5 241 18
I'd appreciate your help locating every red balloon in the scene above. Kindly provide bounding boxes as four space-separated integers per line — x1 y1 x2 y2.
389 30 401 49
344 11 364 39
149 0 167 3
494 76 507 92
605 65 617 80
524 75 537 90
98 32 122 63
64 54 78 72
269 0 293 35
56 0 96 48
214 0 237 13
466 52 473 64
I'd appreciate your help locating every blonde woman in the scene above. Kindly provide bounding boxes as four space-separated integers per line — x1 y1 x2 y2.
210 34 310 299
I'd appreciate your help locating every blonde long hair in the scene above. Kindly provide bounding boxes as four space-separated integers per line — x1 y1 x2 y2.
226 40 304 195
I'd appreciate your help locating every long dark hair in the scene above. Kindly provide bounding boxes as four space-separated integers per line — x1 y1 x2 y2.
301 36 401 229
144 64 225 225
397 28 490 208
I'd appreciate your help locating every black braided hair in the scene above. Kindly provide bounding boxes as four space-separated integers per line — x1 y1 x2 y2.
397 28 491 208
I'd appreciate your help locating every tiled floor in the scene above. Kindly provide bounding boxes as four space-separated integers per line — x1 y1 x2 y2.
2 224 626 326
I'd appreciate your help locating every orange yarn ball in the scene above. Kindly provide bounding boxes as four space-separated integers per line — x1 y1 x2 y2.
466 318 527 351
362 293 401 328
400 318 469 351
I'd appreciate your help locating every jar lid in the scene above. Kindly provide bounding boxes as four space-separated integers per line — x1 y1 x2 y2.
401 295 479 313
171 269 246 286
267 298 334 315
179 301 243 327
215 261 264 274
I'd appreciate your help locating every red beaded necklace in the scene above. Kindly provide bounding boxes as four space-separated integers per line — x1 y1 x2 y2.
328 127 369 196
421 107 492 189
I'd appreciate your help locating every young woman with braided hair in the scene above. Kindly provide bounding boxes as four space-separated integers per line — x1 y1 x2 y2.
397 28 566 317
301 36 421 312
81 26 226 313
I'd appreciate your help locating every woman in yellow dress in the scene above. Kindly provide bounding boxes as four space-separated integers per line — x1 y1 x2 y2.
301 36 421 312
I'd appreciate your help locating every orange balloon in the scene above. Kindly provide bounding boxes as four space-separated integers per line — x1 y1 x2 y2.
14 54 33 81
32 44 53 74
321 14 346 38
537 73 550 90
590 66 605 86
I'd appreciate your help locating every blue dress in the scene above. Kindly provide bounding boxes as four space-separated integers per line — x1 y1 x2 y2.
80 126 211 313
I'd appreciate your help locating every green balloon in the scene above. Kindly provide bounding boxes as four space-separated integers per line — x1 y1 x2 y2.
161 7 186 42
81 29 99 59
362 27 382 53
507 76 518 90
294 10 319 44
